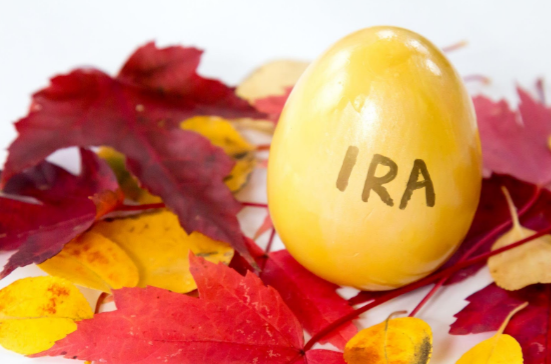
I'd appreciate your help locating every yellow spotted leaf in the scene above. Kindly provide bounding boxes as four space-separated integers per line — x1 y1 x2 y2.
0 276 93 355
92 210 234 293
38 231 140 293
455 303 526 364
344 316 432 364
489 187 551 290
181 116 256 192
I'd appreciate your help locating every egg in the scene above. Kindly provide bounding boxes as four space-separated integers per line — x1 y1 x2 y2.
267 26 482 290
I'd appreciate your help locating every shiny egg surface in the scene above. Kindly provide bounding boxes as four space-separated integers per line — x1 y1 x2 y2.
267 26 482 290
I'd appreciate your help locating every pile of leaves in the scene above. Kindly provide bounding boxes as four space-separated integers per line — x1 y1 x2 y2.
0 42 550 364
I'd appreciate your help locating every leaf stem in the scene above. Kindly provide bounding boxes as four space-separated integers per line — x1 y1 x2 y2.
256 144 271 151
260 228 277 271
408 185 542 317
241 202 269 208
115 202 166 212
442 40 468 53
303 224 551 351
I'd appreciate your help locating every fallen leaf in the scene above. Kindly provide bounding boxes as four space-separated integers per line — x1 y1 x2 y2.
488 187 551 290
300 350 346 364
1 42 263 263
0 149 121 278
36 255 305 363
344 316 432 364
181 116 256 192
236 60 308 126
228 235 267 275
91 210 234 293
0 276 93 355
261 250 357 350
450 283 551 364
97 146 151 202
253 88 293 122
442 174 551 285
455 303 526 364
475 86 551 186
38 231 140 293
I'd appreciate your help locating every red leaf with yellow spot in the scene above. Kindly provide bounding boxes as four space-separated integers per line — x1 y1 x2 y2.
0 149 122 277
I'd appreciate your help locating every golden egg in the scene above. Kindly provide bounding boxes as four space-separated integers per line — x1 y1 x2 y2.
267 26 482 290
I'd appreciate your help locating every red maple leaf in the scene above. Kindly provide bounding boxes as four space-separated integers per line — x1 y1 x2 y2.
441 173 549 284
36 255 345 364
1 42 264 261
253 87 292 122
0 149 122 277
476 87 551 186
450 283 551 364
261 250 357 350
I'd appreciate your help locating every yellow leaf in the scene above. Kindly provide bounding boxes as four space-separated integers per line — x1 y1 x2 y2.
181 116 256 192
236 60 309 102
92 210 234 293
488 187 551 290
455 302 526 364
38 231 140 293
344 316 432 364
0 276 93 355
97 147 161 204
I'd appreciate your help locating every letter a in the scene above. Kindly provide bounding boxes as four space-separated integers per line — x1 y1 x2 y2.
399 159 435 209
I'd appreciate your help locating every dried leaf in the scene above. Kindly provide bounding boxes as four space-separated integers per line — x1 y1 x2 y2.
0 276 93 355
441 174 551 285
455 303 526 364
261 250 357 350
236 60 308 127
450 283 551 364
344 316 432 364
38 231 140 293
91 210 234 293
36 255 304 364
488 187 551 290
237 60 308 102
181 116 256 192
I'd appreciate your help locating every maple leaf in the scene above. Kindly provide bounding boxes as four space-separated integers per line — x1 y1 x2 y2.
475 86 551 186
0 149 122 277
450 283 550 364
1 42 264 262
441 173 551 285
261 250 357 350
37 254 306 363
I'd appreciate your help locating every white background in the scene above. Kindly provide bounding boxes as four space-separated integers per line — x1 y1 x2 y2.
0 0 549 363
